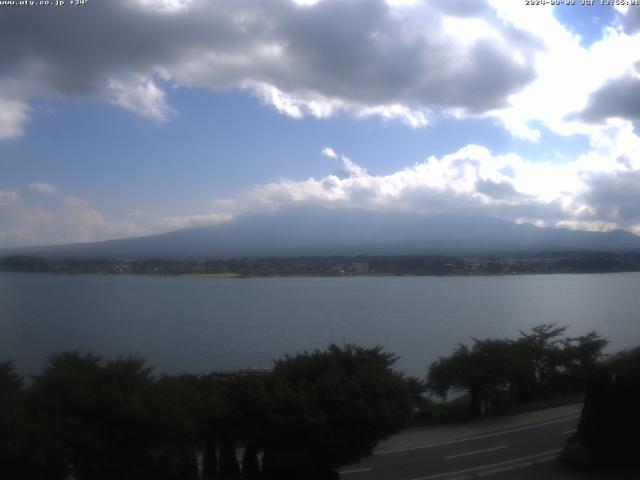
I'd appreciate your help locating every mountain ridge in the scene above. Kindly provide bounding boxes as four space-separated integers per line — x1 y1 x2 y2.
2 207 640 260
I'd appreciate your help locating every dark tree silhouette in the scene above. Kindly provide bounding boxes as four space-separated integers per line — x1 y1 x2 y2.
261 344 421 479
5 345 422 480
427 325 609 414
427 339 512 415
241 446 261 480
26 352 157 480
564 346 640 469
202 435 220 480
0 361 26 478
150 374 203 479
219 437 241 480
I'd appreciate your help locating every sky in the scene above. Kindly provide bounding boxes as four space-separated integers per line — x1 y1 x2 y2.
1 0 640 247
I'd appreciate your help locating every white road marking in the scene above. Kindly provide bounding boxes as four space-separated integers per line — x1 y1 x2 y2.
444 445 508 460
477 461 532 477
535 455 559 464
409 449 562 480
377 415 579 455
339 467 373 475
562 428 577 435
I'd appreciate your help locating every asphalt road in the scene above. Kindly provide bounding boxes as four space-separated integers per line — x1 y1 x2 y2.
339 413 580 480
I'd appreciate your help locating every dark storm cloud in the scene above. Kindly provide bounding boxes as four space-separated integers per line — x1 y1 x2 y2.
273 0 538 113
0 0 247 95
577 73 640 123
580 170 640 225
0 0 540 122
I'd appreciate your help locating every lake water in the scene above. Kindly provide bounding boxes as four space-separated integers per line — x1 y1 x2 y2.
1 272 639 378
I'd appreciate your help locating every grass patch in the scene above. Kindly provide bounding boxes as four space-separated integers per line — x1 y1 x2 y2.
191 273 241 279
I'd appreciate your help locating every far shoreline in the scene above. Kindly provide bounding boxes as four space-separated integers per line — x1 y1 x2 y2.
3 270 640 279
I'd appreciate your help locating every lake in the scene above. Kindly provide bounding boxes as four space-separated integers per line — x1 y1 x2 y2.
1 272 639 378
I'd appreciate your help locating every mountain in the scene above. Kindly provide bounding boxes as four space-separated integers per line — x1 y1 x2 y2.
3 207 640 259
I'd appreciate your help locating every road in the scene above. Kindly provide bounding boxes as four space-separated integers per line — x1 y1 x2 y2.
339 410 580 480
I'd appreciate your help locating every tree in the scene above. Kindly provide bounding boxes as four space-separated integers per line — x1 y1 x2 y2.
510 324 568 400
562 332 609 378
427 325 609 413
1 255 50 272
149 374 202 480
26 352 158 480
197 375 225 480
564 346 640 468
216 374 270 479
427 339 512 415
260 344 421 479
0 361 26 478
241 446 261 480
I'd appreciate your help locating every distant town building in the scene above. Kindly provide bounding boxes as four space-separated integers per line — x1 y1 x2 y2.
351 262 369 274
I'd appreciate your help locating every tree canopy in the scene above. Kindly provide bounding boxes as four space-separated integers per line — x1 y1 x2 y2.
426 324 608 414
1 345 421 480
565 346 640 469
261 345 421 478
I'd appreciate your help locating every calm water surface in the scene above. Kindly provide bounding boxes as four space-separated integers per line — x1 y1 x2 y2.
1 272 639 377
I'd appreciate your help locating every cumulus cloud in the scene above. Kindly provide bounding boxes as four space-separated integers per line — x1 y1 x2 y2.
0 0 637 144
0 190 20 207
155 212 234 230
108 76 174 121
474 178 521 200
0 190 19 207
577 72 640 123
0 179 235 246
578 170 640 227
28 182 57 195
0 190 146 247
0 183 235 247
0 99 29 140
621 5 640 33
62 196 108 229
4 137 640 246
485 1 640 141
322 147 337 159
248 145 640 233
0 0 540 135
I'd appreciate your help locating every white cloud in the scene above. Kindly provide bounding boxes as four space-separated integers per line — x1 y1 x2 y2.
322 147 337 159
486 0 640 143
5 134 640 247
28 182 57 195
247 82 305 119
20 206 58 224
109 76 174 121
62 195 108 227
0 189 148 247
386 0 420 6
57 195 144 243
0 0 638 145
0 190 19 207
134 0 194 13
292 0 322 7
0 0 539 137
0 99 29 140
155 212 234 230
248 145 640 233
357 104 430 128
